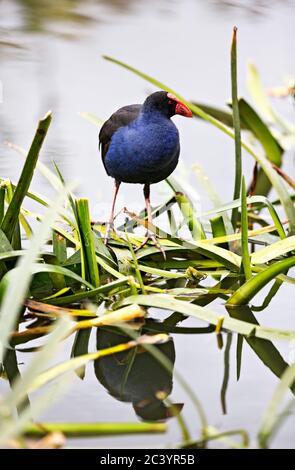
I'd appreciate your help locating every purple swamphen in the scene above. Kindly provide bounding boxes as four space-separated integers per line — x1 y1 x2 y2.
99 91 193 248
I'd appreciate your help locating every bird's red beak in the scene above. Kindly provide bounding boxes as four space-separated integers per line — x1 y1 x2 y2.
167 93 193 118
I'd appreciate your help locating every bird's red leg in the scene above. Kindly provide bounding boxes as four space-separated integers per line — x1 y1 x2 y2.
105 180 121 245
144 183 153 232
136 184 166 259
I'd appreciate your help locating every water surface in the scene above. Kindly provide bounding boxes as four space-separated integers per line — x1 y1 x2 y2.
0 0 294 449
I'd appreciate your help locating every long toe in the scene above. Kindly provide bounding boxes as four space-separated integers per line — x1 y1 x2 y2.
135 233 166 260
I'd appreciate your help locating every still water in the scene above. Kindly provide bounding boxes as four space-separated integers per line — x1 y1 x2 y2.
0 0 294 448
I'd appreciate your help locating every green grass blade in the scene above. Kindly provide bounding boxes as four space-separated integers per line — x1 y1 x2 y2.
51 231 67 290
76 198 100 287
0 231 13 253
199 194 286 240
125 234 146 294
53 231 67 264
136 264 186 279
24 421 166 437
121 295 295 342
1 112 52 242
0 263 94 292
5 180 22 250
251 235 295 264
201 223 279 246
227 256 295 306
239 99 283 165
230 27 242 229
238 98 283 197
95 254 126 279
210 215 229 250
190 240 241 271
46 277 129 305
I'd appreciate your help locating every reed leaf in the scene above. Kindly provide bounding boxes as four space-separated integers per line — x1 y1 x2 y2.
230 27 242 229
121 295 295 342
210 215 229 250
1 112 52 242
46 277 129 305
76 198 100 287
227 256 295 306
251 235 295 264
24 421 166 437
201 195 286 239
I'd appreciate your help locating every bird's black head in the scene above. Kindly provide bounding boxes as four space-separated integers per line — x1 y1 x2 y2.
142 91 193 118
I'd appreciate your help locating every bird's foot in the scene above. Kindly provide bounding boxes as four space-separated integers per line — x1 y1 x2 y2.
135 232 166 260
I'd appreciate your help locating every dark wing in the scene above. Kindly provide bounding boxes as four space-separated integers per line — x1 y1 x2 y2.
99 104 142 174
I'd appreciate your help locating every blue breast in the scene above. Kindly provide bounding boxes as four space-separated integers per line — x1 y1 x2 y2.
104 111 180 184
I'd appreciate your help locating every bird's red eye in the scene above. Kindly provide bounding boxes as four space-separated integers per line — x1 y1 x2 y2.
168 100 174 105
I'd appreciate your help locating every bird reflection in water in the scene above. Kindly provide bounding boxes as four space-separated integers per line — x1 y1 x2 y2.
94 323 183 421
